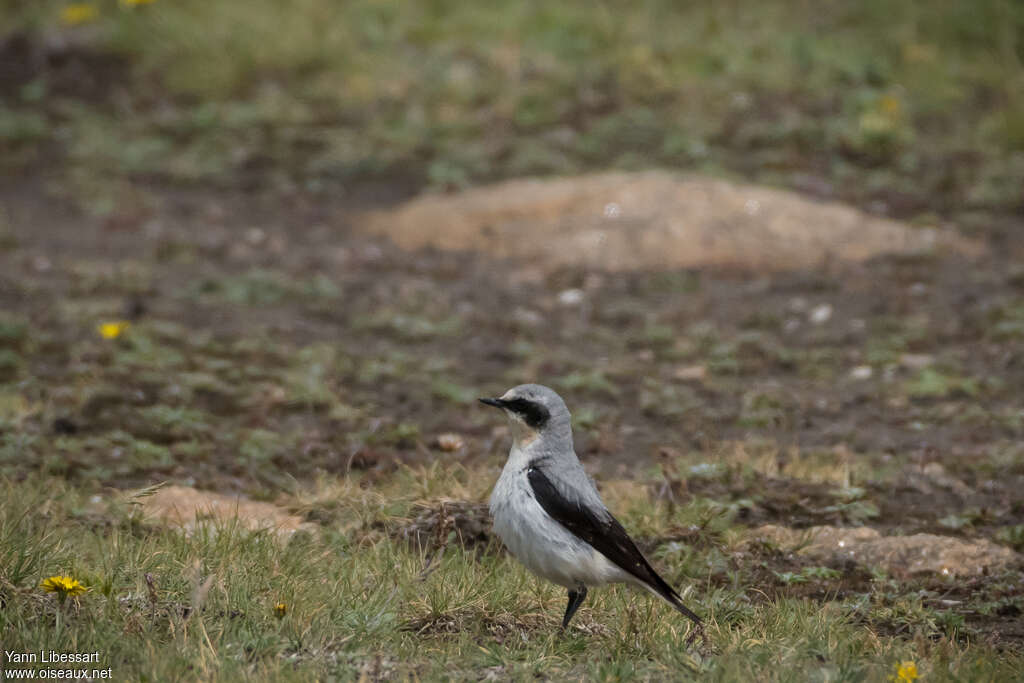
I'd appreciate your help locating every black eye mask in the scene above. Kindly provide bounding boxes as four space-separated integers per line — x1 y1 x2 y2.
502 398 550 429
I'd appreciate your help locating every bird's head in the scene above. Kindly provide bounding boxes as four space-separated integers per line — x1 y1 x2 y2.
479 383 571 447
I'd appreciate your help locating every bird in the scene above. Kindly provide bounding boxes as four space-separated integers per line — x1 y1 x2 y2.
480 383 703 639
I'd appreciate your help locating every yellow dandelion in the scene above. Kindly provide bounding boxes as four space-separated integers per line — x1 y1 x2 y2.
274 602 287 618
97 321 130 339
40 575 88 601
60 3 99 26
878 94 904 118
892 661 919 682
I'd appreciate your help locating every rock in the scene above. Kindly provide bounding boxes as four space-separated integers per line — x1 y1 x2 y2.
673 365 708 382
435 432 465 453
557 288 585 306
360 172 983 272
809 303 833 325
849 365 873 380
750 524 1019 577
135 485 315 539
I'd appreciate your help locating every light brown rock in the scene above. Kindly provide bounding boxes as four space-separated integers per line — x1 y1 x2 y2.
673 365 708 382
751 524 1019 577
136 485 314 539
436 432 465 452
361 172 982 272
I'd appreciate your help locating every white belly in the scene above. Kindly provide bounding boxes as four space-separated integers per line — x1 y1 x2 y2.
489 459 629 589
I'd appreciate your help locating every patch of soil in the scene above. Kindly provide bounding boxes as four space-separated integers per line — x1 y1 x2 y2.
686 470 880 528
867 461 1024 539
362 172 983 271
970 606 1024 651
730 538 878 601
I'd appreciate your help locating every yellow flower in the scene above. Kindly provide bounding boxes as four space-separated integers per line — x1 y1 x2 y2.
40 575 88 599
274 602 287 618
893 661 919 681
120 0 156 6
878 95 904 118
97 321 130 339
60 3 99 26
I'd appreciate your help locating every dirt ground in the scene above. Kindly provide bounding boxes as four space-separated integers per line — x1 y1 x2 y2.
2 165 1023 499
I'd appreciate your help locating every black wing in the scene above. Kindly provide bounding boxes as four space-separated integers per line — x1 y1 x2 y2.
527 465 701 626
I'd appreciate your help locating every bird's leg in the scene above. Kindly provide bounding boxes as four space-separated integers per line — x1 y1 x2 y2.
561 585 588 629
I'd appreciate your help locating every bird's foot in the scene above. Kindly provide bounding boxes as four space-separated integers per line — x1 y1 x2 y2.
685 622 709 652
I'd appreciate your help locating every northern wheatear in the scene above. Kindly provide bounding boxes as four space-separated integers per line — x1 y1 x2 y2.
480 384 702 637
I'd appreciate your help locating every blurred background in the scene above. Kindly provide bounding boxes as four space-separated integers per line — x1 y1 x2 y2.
3 0 1024 493
2 0 1024 675
2 0 1024 503
3 1 1022 214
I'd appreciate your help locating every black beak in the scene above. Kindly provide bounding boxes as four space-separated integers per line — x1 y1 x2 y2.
478 397 506 408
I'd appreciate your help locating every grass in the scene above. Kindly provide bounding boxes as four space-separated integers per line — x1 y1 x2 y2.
2 1 1023 223
1 472 1021 682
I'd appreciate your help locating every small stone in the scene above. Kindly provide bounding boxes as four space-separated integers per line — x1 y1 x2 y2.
436 433 465 452
557 288 585 306
245 227 266 245
849 365 873 380
673 365 707 382
809 303 833 325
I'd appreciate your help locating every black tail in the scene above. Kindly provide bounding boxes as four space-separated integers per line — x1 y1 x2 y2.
638 571 706 647
640 570 702 626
